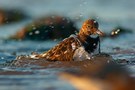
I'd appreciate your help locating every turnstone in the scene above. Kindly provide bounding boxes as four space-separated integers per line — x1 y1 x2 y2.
36 19 104 61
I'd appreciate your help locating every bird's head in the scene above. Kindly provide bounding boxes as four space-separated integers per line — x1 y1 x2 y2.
79 19 104 36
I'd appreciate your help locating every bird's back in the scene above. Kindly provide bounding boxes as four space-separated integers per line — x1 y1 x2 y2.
40 35 81 61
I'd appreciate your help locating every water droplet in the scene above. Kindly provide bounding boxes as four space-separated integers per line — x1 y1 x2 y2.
51 26 54 29
29 32 33 35
117 29 120 32
94 20 97 23
53 39 57 41
1 57 4 59
32 24 37 30
32 24 35 27
33 27 36 30
35 30 40 34
93 43 96 46
79 14 83 18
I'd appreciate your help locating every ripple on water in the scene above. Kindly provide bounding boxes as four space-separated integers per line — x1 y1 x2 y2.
0 66 75 90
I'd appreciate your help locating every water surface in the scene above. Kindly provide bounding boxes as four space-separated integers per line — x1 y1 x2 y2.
0 0 135 90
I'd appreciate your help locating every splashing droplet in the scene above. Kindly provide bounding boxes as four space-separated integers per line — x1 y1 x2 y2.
33 27 36 30
29 32 33 35
1 57 4 59
35 30 40 34
51 26 54 29
79 14 83 18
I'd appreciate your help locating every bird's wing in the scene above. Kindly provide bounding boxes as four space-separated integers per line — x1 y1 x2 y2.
40 36 81 61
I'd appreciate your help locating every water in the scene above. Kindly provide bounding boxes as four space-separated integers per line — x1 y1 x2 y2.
0 0 135 90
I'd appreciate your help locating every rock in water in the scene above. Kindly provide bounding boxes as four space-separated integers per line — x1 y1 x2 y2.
0 8 28 25
10 15 77 40
110 26 132 38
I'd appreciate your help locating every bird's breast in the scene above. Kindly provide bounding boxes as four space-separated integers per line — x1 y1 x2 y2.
73 46 91 61
89 34 99 38
82 36 99 53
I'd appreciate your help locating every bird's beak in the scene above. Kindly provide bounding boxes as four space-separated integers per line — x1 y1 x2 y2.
95 29 104 36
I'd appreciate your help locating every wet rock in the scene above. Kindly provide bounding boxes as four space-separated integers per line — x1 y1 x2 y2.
110 26 132 38
0 8 28 25
60 60 135 90
115 59 130 64
6 52 112 68
10 15 78 40
102 26 133 39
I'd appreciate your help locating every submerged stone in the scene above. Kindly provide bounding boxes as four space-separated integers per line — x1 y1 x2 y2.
110 26 132 37
0 8 28 25
10 15 78 40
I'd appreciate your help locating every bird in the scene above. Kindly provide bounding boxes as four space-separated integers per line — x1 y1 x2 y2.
30 19 104 61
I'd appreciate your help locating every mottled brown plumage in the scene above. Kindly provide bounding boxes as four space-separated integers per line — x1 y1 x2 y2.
38 19 104 61
39 36 81 61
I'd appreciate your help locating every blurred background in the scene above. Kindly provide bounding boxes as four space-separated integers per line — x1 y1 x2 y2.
0 0 135 37
0 0 135 90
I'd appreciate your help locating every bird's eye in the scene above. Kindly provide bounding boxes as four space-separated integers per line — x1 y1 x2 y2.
91 27 93 29
87 25 90 28
87 25 93 29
